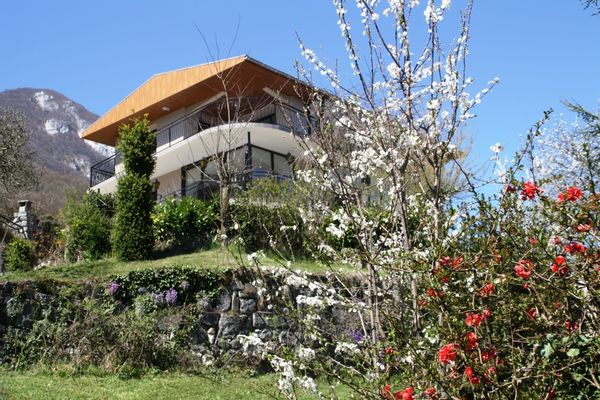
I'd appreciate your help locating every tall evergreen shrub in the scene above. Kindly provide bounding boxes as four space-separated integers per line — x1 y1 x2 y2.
112 116 156 261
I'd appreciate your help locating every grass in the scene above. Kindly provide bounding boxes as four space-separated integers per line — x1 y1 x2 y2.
0 246 345 284
0 368 353 400
0 369 279 400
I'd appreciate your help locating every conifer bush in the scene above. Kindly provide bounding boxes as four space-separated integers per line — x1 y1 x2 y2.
112 116 156 261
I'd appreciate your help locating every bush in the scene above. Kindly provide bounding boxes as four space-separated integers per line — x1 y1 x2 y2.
63 192 114 262
112 174 155 260
153 196 219 248
112 116 156 261
4 237 36 271
230 178 305 255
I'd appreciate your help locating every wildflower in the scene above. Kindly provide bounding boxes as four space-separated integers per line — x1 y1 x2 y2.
350 329 364 343
423 387 438 398
107 281 120 296
382 384 393 399
521 181 541 200
481 347 497 362
165 288 178 306
565 242 585 254
465 332 478 351
465 313 483 327
551 255 568 276
438 343 458 364
395 387 414 400
152 292 165 306
464 366 480 384
479 283 495 296
484 366 496 380
565 321 578 333
526 308 538 320
514 259 534 279
566 186 583 201
384 347 394 355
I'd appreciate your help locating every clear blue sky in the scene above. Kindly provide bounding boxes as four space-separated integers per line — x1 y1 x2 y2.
2 1 599 167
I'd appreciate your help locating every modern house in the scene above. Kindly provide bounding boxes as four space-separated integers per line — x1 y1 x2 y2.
82 56 317 201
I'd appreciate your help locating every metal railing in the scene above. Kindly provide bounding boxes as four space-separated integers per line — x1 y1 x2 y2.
157 169 291 203
89 98 317 188
90 152 121 188
0 215 25 238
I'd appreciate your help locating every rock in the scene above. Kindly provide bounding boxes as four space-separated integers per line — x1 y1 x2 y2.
202 354 215 366
199 312 220 327
215 290 231 312
218 314 249 338
240 298 257 314
239 284 257 299
207 327 216 344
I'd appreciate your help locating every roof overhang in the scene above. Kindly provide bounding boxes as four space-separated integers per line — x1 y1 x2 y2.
82 56 315 146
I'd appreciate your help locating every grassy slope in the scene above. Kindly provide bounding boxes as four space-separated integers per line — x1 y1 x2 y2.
0 369 351 400
0 247 340 283
0 370 280 400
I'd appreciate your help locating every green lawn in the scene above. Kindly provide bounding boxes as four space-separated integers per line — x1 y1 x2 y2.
0 369 352 400
0 247 342 284
0 370 280 400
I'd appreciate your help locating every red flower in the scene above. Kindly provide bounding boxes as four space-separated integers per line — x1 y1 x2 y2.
479 283 495 296
464 366 480 385
481 347 497 362
426 288 442 298
565 321 578 333
565 242 585 254
514 259 534 279
438 343 458 364
526 308 538 320
423 387 437 398
382 384 393 399
484 366 496 380
394 387 414 400
451 257 464 270
385 347 394 355
529 237 539 246
521 181 541 200
551 255 568 276
482 308 492 319
465 313 483 327
566 186 583 201
465 332 478 351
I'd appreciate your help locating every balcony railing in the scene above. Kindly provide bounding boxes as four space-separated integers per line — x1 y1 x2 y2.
157 169 291 203
90 152 121 188
90 97 317 188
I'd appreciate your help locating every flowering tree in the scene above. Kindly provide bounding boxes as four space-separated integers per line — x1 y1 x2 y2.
235 1 599 399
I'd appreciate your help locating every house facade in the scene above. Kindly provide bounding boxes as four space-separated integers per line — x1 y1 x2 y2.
83 56 316 201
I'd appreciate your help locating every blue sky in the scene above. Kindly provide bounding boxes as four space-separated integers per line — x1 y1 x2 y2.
2 1 599 168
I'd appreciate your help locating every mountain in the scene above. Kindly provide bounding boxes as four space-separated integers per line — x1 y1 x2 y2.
0 88 112 216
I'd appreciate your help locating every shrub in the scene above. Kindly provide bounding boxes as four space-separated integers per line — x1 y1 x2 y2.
153 196 219 248
112 116 156 261
4 237 36 271
230 178 305 255
63 192 114 262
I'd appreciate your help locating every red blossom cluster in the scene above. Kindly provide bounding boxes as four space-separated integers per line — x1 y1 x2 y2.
557 186 583 203
514 259 534 279
550 255 568 276
479 283 495 296
438 343 458 364
465 309 492 327
381 384 414 400
565 242 585 254
520 181 542 200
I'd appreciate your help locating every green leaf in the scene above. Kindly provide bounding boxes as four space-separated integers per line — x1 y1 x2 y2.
567 348 580 358
541 343 554 358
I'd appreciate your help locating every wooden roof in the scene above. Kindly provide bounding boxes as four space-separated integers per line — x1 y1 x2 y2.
82 56 313 146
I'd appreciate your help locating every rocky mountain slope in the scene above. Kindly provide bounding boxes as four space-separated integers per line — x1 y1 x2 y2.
0 88 112 215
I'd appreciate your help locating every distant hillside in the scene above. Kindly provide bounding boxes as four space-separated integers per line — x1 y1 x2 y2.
0 88 112 216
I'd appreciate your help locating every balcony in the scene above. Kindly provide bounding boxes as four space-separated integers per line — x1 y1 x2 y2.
90 97 316 189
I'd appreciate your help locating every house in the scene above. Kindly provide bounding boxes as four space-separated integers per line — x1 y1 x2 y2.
82 56 317 201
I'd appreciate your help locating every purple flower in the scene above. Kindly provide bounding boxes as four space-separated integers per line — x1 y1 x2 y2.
152 292 165 306
107 281 120 296
165 288 178 306
350 329 364 343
